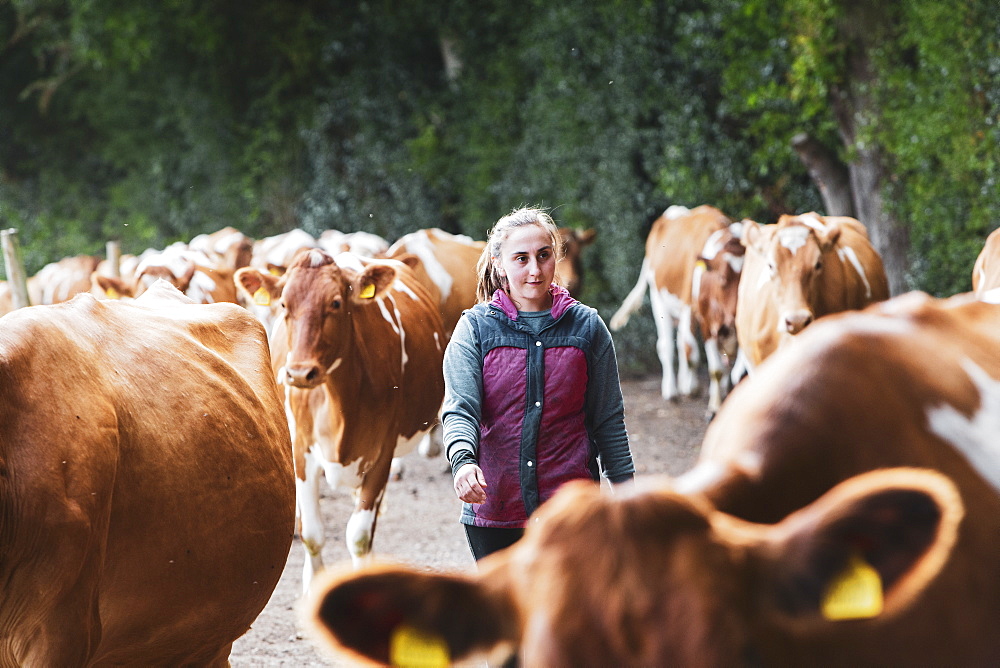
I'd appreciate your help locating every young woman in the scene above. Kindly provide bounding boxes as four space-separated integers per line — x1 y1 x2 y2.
442 207 635 561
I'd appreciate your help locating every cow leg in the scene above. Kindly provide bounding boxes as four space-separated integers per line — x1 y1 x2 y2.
346 456 393 568
677 304 701 396
703 336 727 418
649 286 679 400
297 447 326 594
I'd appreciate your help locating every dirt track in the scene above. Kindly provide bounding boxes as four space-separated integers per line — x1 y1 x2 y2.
229 376 711 666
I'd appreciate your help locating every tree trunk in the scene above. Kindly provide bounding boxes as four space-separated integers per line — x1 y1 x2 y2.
791 132 855 217
827 2 911 297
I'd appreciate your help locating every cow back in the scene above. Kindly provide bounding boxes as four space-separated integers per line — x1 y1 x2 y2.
0 288 295 665
646 205 731 303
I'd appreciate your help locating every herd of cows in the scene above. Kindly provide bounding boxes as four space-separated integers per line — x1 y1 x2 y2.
0 208 998 665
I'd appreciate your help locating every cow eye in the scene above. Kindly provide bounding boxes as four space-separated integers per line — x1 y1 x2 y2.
331 298 342 310
814 260 823 271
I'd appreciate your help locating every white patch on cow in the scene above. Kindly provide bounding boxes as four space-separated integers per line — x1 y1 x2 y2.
700 229 726 260
186 270 218 303
334 251 366 273
664 205 691 219
261 229 318 267
672 461 728 494
691 261 706 303
406 230 455 301
777 226 811 254
394 279 419 301
378 293 409 370
927 358 1000 494
728 221 744 239
326 358 343 374
346 508 377 566
304 249 328 268
980 287 1000 304
798 213 828 233
725 252 744 274
433 331 442 351
837 246 873 299
395 426 433 458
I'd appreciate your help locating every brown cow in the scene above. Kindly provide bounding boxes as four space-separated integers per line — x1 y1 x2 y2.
611 205 742 414
737 212 889 371
0 281 295 665
235 250 445 591
557 226 597 297
302 291 1000 665
972 226 1000 300
387 228 485 336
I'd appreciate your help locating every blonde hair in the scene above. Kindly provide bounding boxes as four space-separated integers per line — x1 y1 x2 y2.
475 206 564 302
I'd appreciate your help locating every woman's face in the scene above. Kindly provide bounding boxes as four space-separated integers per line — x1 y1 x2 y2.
493 223 557 311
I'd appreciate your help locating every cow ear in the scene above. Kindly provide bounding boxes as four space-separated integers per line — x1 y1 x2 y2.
578 228 597 246
740 219 762 252
816 221 842 251
92 273 134 300
235 267 282 306
304 564 519 667
393 252 421 271
352 264 396 303
754 468 963 625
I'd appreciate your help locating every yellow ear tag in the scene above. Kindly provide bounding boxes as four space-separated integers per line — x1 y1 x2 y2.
105 287 120 300
821 552 884 621
253 287 271 306
695 260 707 271
268 267 283 276
359 283 376 299
389 624 450 668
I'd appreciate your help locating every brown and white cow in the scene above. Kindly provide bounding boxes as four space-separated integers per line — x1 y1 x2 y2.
188 225 255 272
557 226 597 297
737 212 889 371
0 281 295 666
319 229 391 259
303 291 1000 666
92 243 240 305
387 228 485 336
28 254 102 305
235 250 445 591
972 226 1000 301
611 205 744 414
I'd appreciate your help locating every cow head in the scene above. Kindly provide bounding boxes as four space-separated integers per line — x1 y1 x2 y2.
241 249 397 390
304 468 962 667
695 223 745 358
744 214 842 335
556 227 596 297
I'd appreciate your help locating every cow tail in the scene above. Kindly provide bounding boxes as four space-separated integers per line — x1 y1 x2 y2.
609 258 651 331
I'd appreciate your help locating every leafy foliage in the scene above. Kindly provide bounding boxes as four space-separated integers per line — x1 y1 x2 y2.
1 0 998 369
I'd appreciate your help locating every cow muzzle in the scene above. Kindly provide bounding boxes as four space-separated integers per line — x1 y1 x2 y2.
783 310 814 335
284 363 325 389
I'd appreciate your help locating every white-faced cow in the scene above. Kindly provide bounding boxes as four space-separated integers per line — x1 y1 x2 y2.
235 250 445 592
0 281 295 666
737 212 889 371
302 291 1000 666
972 226 1000 301
387 228 485 336
611 205 744 415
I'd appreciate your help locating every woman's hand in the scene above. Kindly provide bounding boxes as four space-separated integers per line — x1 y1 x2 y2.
454 463 488 504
